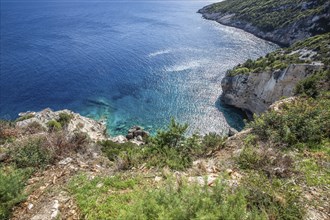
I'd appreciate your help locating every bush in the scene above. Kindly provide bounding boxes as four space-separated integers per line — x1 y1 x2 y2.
101 118 210 170
58 112 73 127
0 168 33 219
242 173 303 219
237 145 293 178
101 140 144 170
248 98 330 148
24 121 45 134
202 132 226 153
0 120 19 144
11 138 53 168
47 120 62 132
295 69 330 98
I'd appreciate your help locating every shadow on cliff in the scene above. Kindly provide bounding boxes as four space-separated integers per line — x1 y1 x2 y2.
215 97 247 131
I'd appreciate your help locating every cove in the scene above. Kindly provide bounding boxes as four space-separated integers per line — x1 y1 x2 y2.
0 1 278 135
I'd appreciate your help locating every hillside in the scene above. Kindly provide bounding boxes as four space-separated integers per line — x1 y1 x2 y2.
198 0 330 46
1 1 330 219
1 99 329 219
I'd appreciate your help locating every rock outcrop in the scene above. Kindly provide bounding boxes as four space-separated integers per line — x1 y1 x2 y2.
198 2 330 46
16 108 107 141
221 63 324 115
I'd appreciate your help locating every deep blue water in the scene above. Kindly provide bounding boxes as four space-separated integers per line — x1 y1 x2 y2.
0 1 278 135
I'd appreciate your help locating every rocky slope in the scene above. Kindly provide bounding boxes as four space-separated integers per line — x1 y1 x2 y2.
16 108 108 142
220 33 330 115
198 0 330 46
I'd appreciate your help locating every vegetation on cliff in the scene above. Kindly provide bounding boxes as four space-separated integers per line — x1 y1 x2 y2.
203 0 329 33
228 33 330 76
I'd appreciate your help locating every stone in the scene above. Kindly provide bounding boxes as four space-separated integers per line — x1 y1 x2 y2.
126 133 134 140
58 157 73 165
28 203 34 210
154 176 162 182
133 130 143 137
50 200 60 219
136 135 143 141
111 135 127 143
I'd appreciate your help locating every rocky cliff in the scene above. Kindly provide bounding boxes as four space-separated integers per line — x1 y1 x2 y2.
198 0 330 46
220 32 330 115
221 63 324 115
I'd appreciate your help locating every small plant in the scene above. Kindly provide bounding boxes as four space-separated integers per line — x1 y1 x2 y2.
242 172 304 219
58 112 73 127
24 121 45 134
295 69 330 98
47 120 62 132
0 120 19 144
202 132 226 152
0 167 33 219
11 138 53 168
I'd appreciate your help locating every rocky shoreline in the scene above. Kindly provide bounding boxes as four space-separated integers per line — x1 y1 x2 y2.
198 3 330 47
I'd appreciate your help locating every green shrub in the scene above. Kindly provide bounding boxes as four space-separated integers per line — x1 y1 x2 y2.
58 112 73 127
46 120 62 132
11 138 53 168
101 140 144 170
248 98 330 148
101 118 208 170
24 121 45 134
242 172 304 220
0 167 33 219
0 120 18 144
202 132 226 152
295 69 330 98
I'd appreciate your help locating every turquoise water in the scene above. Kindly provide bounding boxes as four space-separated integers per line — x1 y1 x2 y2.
0 1 278 135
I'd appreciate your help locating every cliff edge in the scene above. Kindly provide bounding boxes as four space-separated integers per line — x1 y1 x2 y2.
221 33 330 115
198 0 330 46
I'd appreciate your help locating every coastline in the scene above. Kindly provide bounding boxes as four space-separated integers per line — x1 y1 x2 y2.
198 2 330 47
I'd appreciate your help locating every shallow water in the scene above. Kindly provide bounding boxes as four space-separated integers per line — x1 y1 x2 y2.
0 1 278 135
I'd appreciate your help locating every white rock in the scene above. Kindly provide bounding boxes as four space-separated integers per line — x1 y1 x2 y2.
58 157 73 165
28 203 34 210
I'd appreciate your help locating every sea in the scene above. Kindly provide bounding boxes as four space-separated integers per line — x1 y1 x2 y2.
0 0 278 135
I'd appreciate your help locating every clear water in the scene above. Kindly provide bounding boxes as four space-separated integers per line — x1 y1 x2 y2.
0 1 278 136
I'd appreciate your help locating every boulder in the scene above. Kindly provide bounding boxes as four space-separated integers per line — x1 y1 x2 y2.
126 133 134 140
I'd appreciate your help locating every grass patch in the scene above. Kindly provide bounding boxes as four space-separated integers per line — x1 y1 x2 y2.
69 173 271 220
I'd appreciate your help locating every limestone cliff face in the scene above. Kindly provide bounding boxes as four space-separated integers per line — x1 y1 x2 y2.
198 3 330 46
221 64 324 114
